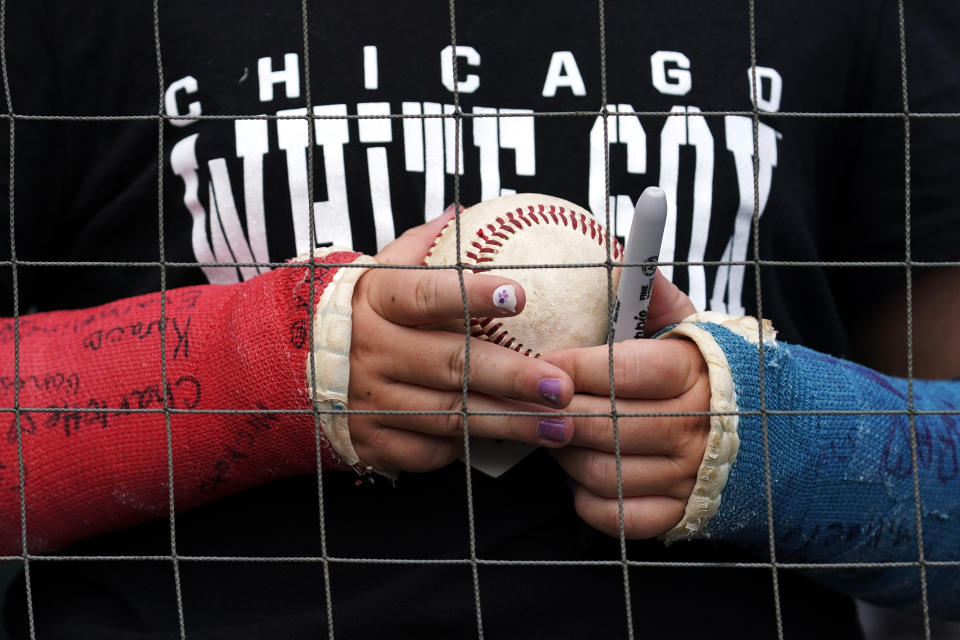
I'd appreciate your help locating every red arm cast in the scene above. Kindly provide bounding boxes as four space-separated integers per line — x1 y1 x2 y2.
0 252 363 554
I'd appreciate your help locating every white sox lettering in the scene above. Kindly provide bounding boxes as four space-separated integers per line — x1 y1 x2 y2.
166 48 782 315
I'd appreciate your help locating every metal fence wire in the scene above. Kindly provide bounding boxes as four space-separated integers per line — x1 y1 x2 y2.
1 0 959 639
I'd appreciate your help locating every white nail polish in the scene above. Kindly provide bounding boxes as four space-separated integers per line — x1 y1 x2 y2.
492 285 517 313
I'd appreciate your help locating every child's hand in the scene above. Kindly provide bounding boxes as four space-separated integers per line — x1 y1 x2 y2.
347 208 576 474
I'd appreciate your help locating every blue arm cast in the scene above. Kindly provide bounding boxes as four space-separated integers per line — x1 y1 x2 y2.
695 321 960 620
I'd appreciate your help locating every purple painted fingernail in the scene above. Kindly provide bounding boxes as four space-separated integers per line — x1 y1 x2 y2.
537 377 564 406
537 418 567 442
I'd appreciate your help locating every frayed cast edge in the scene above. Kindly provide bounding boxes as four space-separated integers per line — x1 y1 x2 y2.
298 248 386 476
659 312 776 543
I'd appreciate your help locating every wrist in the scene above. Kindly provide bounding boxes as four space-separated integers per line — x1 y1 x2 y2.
657 312 817 548
296 248 377 471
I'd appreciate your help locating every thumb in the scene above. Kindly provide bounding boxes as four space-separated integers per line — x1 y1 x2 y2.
375 203 464 265
645 269 696 334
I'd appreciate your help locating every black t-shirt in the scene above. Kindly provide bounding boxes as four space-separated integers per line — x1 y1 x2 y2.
2 1 959 637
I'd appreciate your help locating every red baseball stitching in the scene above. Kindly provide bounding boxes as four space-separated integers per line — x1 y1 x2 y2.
425 201 623 357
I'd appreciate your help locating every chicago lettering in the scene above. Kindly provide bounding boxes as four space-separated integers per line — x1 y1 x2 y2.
166 47 783 316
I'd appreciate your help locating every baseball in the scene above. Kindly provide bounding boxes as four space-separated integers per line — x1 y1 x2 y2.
424 193 623 357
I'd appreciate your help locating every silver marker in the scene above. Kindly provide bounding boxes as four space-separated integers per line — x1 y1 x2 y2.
612 186 668 342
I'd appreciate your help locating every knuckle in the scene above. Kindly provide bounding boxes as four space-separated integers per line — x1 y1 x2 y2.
446 343 468 388
602 504 627 537
413 275 442 317
441 394 465 437
474 345 525 397
637 417 672 456
664 454 692 483
366 423 392 452
612 349 632 388
670 428 694 461
621 507 649 538
583 452 612 492
354 426 390 470
504 361 529 399
680 341 708 390
675 414 710 460
615 344 650 388
582 413 613 444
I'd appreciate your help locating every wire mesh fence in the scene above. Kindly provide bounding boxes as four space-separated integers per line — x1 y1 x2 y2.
1 0 959 638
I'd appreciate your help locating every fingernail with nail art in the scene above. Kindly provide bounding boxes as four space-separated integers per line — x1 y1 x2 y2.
493 285 517 313
537 418 567 442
